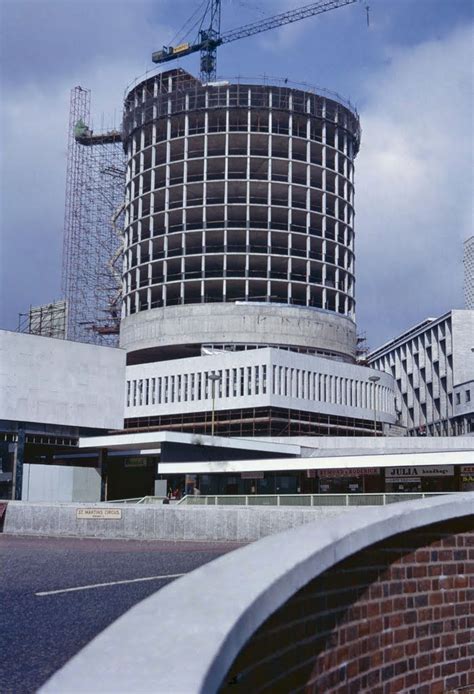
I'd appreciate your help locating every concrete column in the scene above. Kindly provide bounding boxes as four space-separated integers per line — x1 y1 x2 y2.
12 424 25 501
99 448 108 502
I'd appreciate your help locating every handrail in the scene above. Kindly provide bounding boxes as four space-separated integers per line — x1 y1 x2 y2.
107 496 168 504
107 492 455 507
178 492 453 507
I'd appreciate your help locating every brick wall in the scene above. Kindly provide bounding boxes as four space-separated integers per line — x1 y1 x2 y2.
222 516 474 693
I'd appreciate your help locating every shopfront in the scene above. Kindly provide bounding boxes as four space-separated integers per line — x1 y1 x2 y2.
315 467 381 494
459 465 474 492
385 466 457 493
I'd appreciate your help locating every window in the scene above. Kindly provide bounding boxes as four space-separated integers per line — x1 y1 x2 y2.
456 392 461 405
466 390 471 403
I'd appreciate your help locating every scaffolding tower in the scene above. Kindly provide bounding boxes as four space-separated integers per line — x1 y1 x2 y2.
17 300 67 339
62 86 125 345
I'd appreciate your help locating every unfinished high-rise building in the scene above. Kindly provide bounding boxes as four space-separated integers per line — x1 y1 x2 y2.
119 69 397 436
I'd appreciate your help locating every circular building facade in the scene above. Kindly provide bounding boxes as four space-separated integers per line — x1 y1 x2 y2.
120 69 361 364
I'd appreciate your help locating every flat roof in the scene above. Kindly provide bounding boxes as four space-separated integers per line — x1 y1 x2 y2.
157 450 474 474
78 430 302 456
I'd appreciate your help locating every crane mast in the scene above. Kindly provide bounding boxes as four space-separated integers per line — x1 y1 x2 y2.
152 0 358 82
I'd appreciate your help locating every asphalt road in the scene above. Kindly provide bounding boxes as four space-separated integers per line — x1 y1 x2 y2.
0 534 244 693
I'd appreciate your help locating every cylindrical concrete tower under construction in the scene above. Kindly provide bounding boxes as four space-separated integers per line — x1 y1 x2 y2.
119 69 396 437
120 69 361 364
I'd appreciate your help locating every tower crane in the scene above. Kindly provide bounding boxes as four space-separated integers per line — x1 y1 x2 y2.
152 0 358 83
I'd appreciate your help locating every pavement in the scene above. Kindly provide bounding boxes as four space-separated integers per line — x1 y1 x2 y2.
0 534 244 693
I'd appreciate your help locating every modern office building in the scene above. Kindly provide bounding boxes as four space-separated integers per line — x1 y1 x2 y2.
368 310 474 436
120 68 397 437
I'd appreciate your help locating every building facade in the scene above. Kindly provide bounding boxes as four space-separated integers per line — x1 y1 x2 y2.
0 330 125 499
368 310 474 436
119 68 397 436
464 236 474 310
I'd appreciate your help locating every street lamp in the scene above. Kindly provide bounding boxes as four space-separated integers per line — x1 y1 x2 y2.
368 375 380 436
207 372 221 438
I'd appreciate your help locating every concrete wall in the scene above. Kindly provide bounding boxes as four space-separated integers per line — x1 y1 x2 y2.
3 502 352 542
38 494 474 694
21 465 100 502
0 330 125 429
452 310 474 425
120 303 357 360
451 310 474 387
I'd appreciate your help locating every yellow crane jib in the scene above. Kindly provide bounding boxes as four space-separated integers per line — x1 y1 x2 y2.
152 42 196 63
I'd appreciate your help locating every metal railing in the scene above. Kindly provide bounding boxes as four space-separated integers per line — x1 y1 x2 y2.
177 492 453 507
107 496 168 505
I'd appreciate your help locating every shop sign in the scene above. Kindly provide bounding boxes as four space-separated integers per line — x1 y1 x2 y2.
385 466 454 479
241 472 264 479
318 468 380 478
461 466 474 474
76 508 122 520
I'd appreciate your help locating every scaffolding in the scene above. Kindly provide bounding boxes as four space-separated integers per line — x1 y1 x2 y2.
17 300 67 339
62 86 125 345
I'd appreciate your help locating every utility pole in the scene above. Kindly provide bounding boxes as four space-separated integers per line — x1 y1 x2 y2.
208 372 221 437
368 375 380 436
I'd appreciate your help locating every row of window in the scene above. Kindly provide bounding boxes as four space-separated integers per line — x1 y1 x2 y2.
125 221 353 248
128 128 353 161
124 83 359 142
455 389 472 405
125 365 392 413
126 87 356 122
271 366 392 411
126 366 268 407
124 285 354 316
127 143 353 178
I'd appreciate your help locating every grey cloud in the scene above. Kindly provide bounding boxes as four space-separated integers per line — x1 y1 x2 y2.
355 24 473 348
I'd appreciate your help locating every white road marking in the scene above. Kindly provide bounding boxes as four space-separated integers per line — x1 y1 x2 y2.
35 573 185 596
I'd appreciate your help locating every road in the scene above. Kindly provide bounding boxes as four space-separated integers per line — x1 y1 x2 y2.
0 534 243 693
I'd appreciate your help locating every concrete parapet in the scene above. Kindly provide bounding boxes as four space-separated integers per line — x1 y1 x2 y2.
120 302 357 360
39 493 474 693
3 501 352 542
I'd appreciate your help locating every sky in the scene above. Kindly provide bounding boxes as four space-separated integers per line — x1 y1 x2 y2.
0 0 472 350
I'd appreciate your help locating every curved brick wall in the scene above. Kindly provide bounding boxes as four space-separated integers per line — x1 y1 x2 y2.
222 517 474 693
40 496 474 694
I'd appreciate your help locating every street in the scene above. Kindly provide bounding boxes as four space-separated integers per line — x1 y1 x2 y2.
0 534 243 693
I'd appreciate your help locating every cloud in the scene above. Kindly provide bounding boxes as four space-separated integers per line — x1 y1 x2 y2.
0 0 161 87
0 0 171 329
355 23 474 348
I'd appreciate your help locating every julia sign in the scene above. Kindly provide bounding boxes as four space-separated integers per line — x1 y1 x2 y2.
385 466 454 478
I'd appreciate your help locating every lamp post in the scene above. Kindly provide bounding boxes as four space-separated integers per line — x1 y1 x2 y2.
208 372 221 438
368 375 380 436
